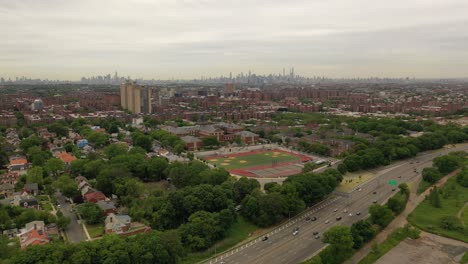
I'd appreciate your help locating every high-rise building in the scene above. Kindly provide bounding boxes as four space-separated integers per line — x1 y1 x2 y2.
120 80 152 114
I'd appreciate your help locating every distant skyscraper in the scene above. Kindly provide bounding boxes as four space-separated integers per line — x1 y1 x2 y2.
120 80 152 114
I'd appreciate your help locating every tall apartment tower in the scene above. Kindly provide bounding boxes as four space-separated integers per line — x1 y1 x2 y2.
120 80 152 114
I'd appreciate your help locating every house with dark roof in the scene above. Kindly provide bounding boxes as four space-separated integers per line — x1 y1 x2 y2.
96 200 117 215
23 183 39 195
19 197 40 209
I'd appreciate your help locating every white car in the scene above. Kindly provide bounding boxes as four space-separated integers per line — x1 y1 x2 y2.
325 220 330 224
293 230 299 236
343 209 348 213
348 213 353 217
333 208 338 212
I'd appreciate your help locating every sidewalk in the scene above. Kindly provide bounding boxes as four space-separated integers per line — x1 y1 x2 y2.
345 169 461 264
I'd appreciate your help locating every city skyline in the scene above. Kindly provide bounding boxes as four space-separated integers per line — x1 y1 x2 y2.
1 0 468 79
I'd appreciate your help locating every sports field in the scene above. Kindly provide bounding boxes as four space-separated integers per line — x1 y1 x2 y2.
205 149 311 178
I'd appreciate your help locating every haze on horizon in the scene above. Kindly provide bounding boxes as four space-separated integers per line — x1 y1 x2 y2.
1 0 468 80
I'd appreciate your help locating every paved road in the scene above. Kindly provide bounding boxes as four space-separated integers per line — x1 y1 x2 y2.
55 192 87 243
204 144 468 264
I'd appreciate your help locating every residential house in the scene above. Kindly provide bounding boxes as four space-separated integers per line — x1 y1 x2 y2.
19 196 40 209
3 228 19 238
96 200 117 215
56 152 77 166
0 172 20 185
80 185 94 197
23 183 39 195
18 221 50 249
8 158 29 172
105 213 131 234
0 183 15 197
84 191 106 203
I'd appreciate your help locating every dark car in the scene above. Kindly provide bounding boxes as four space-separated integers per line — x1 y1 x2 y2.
262 236 268 241
311 216 317 221
356 212 361 216
336 216 342 221
373 191 377 194
293 227 300 231
305 216 311 221
312 231 319 235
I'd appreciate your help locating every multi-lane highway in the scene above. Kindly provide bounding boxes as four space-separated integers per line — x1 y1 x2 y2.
204 144 468 264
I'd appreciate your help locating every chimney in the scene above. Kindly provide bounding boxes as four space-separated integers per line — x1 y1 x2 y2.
110 216 113 223
34 223 37 230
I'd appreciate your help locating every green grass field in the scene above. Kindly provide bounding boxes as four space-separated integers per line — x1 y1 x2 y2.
408 177 468 242
206 151 300 170
181 216 259 264
416 180 432 194
86 223 105 239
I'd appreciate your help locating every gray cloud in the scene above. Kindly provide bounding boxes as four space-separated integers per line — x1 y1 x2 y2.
0 0 467 79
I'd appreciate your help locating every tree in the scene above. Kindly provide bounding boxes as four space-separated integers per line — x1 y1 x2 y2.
202 136 220 148
87 131 109 147
398 183 410 197
104 143 128 159
233 177 260 203
439 216 463 231
48 122 68 137
428 187 441 208
434 155 460 174
422 167 443 183
456 168 468 187
180 211 222 251
147 157 169 181
25 167 44 186
369 204 394 228
343 154 362 172
55 211 71 230
63 142 74 153
45 158 65 177
19 136 43 151
199 168 230 185
302 162 318 173
133 134 152 152
337 163 348 174
187 152 194 161
70 158 88 175
320 226 354 264
78 203 103 224
351 220 376 249
53 175 79 198
387 192 407 214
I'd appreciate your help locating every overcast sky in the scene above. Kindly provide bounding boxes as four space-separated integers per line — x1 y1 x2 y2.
1 0 468 80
